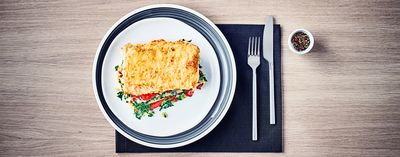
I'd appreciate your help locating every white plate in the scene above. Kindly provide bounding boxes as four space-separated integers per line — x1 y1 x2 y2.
93 4 236 148
101 17 221 137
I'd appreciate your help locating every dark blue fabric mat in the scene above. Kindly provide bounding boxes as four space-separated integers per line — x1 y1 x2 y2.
116 24 282 152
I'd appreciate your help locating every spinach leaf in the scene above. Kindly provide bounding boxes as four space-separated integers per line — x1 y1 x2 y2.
114 65 119 71
199 70 207 82
159 100 174 111
117 91 123 100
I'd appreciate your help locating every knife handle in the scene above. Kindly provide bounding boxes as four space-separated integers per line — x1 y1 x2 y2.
269 62 276 125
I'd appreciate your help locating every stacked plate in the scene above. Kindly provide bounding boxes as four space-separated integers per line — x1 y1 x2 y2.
92 4 236 148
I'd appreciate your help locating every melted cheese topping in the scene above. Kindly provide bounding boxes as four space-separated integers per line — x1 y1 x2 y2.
121 39 200 95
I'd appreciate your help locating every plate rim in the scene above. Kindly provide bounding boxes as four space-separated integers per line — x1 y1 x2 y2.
92 4 237 148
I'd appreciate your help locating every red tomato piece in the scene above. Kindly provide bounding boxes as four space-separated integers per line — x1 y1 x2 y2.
167 94 177 101
132 94 138 100
196 83 204 89
150 100 163 109
140 93 156 101
185 90 194 97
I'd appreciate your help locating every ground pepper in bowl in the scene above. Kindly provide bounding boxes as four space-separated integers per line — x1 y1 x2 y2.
291 32 310 51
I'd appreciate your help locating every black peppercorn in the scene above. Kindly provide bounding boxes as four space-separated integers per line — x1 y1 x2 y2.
291 32 310 51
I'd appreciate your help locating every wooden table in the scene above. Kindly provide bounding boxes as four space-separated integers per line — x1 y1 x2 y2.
1 0 399 156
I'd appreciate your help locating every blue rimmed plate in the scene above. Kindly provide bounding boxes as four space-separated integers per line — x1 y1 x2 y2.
92 4 236 148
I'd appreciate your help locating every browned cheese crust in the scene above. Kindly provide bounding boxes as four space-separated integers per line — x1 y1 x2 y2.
121 39 200 95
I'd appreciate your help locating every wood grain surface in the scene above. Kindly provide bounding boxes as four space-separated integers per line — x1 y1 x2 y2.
1 0 400 156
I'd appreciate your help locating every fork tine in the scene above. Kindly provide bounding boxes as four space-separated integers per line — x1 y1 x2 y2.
255 37 258 55
251 36 255 55
250 37 253 56
257 37 260 56
253 36 256 55
251 37 256 56
248 37 251 56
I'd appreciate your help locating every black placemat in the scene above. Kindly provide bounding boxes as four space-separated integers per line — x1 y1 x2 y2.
116 24 282 152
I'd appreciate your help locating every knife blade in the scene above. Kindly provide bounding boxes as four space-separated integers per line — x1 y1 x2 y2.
263 16 276 125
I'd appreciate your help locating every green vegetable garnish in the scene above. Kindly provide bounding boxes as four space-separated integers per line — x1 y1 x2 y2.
180 39 192 42
148 110 155 117
199 70 207 82
159 100 174 111
162 112 168 118
132 101 153 119
114 61 207 119
117 91 123 100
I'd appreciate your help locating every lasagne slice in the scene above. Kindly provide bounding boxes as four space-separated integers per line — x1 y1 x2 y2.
121 39 200 96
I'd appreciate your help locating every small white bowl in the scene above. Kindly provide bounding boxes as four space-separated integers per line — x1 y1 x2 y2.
288 29 314 55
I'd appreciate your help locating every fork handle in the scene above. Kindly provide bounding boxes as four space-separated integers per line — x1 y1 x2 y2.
269 62 276 125
252 69 257 141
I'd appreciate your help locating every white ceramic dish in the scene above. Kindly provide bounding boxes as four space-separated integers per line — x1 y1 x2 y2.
92 4 236 148
288 29 314 55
